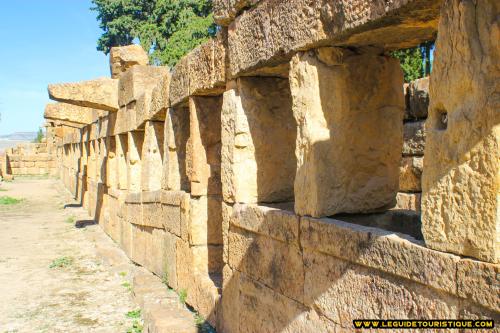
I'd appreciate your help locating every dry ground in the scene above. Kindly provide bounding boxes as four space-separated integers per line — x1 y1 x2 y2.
0 178 141 333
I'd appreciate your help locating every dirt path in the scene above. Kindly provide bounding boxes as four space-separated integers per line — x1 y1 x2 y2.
0 178 141 333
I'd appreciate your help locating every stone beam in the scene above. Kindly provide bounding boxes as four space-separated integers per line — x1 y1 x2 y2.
48 78 119 112
110 44 149 79
227 0 441 77
44 103 93 125
422 0 500 263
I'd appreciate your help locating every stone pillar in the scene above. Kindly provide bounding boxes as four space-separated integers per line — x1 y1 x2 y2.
422 0 500 263
141 121 164 192
164 107 190 191
116 134 128 190
289 47 404 217
106 137 118 189
221 78 296 204
127 131 144 193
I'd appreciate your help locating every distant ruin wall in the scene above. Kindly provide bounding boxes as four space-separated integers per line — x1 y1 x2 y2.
2 143 57 177
44 0 499 331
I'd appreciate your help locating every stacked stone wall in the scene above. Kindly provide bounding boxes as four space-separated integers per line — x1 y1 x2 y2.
2 143 57 177
44 0 499 331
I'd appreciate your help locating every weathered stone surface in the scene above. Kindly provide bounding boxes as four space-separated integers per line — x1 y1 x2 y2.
238 273 337 333
290 48 404 217
303 250 458 326
116 134 128 190
165 107 190 191
213 0 260 26
191 245 224 275
395 192 422 212
422 0 500 263
110 44 149 79
457 259 500 313
163 232 178 290
399 156 423 192
187 96 222 196
148 72 171 122
175 238 194 293
44 103 93 125
404 76 430 120
127 131 144 193
141 121 164 192
118 65 169 108
301 216 460 294
228 0 441 77
189 195 223 246
169 56 190 107
228 226 304 302
48 78 119 112
222 202 233 264
403 120 426 156
221 78 296 204
231 204 299 244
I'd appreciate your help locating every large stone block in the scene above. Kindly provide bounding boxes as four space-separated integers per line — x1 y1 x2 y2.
164 107 190 191
191 245 224 276
213 0 260 26
109 44 149 79
48 78 119 112
187 96 223 196
422 0 500 263
399 156 423 192
127 131 144 193
141 121 164 192
189 195 223 246
403 121 426 156
118 65 169 108
227 0 441 77
44 103 93 125
300 216 460 294
228 226 304 302
395 192 422 212
148 72 171 122
303 250 458 326
290 48 404 217
404 76 430 120
163 232 178 290
116 134 128 190
221 78 296 204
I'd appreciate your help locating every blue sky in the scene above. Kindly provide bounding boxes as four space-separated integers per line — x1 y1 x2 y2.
0 0 109 135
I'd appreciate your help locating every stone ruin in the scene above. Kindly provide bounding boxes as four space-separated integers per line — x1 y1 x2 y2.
1 141 57 179
43 0 499 331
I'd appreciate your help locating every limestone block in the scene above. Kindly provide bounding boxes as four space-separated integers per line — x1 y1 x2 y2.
116 134 128 190
127 131 144 193
149 73 171 122
189 195 223 246
403 120 426 156
191 245 224 275
457 259 500 313
48 78 119 112
221 202 233 264
188 38 226 96
228 226 304 302
395 192 422 212
188 96 222 197
163 232 178 290
303 250 458 326
213 0 260 26
109 44 149 79
219 265 239 333
399 156 423 192
187 274 220 327
141 121 164 192
169 56 190 107
231 204 299 244
118 65 169 108
227 0 441 77
165 107 190 192
161 192 183 237
238 274 337 333
44 103 93 125
422 0 500 263
106 137 118 189
142 201 164 229
300 216 460 294
175 238 194 293
290 48 404 217
404 76 430 120
221 78 296 204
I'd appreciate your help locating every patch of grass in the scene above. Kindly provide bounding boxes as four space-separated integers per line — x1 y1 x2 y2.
194 313 216 333
49 256 73 269
0 188 7 192
179 289 188 305
65 216 76 224
122 281 132 292
126 320 143 333
0 196 22 205
126 309 141 319
119 271 127 277
161 272 169 285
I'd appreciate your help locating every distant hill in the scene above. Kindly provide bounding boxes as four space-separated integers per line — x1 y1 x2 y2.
0 132 37 141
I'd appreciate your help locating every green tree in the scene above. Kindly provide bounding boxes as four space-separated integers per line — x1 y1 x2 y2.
391 42 434 83
91 0 216 67
33 128 44 143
